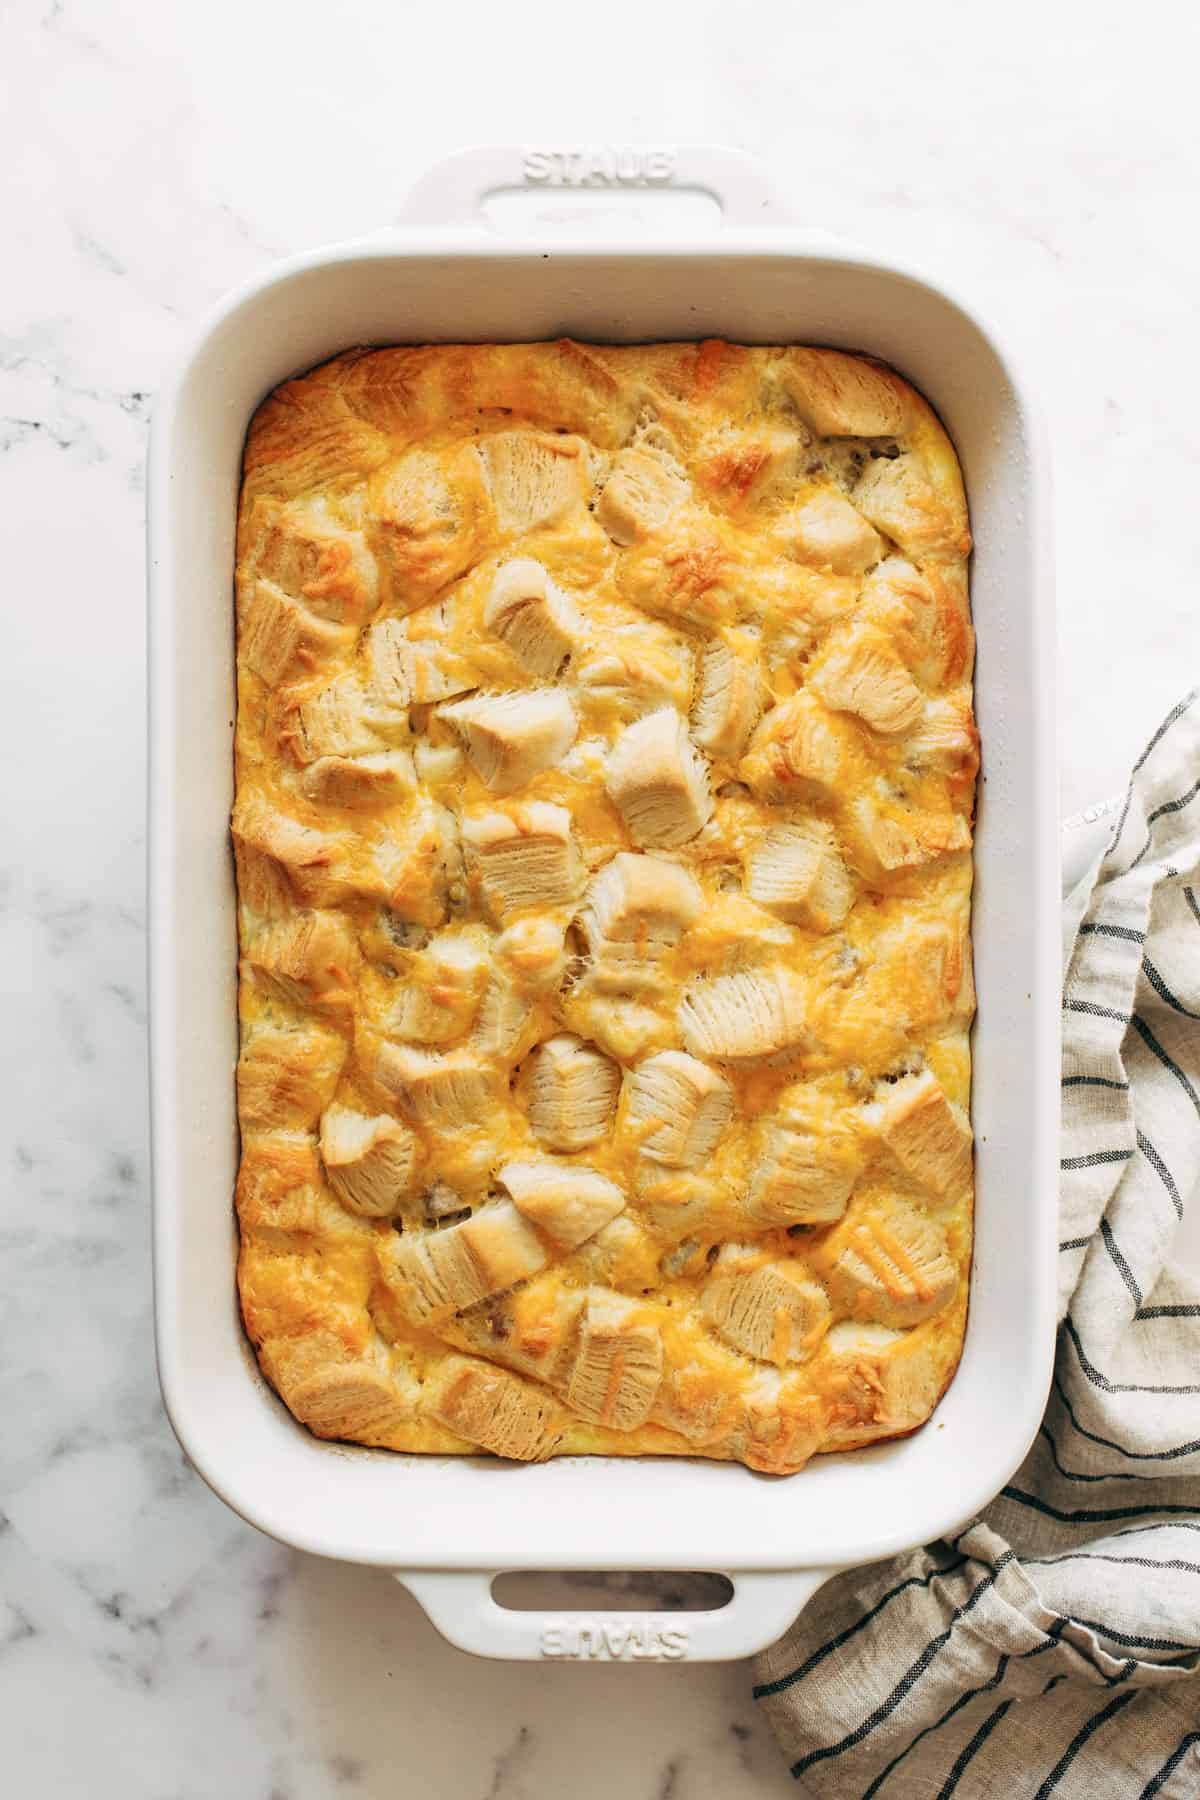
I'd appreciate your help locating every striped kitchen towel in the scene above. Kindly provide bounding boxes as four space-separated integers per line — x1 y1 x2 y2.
754 691 1200 1797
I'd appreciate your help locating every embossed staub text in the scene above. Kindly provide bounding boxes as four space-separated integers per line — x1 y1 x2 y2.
521 147 677 187
540 1619 690 1661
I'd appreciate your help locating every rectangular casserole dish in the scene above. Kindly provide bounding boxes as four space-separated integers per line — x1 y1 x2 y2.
148 145 1059 1661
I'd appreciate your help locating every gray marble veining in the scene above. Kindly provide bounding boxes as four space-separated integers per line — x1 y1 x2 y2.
4 0 1199 1791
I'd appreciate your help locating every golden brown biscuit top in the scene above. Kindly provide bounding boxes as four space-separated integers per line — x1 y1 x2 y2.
232 340 976 1474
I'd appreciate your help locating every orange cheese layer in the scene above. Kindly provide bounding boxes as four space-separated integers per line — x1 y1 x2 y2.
232 340 976 1474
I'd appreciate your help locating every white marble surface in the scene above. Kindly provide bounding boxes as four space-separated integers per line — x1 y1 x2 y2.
4 0 1199 1791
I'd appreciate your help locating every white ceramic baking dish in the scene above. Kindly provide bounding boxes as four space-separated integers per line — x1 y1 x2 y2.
148 145 1059 1662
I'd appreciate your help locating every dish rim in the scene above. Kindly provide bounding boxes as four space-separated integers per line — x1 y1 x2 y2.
147 214 1059 1602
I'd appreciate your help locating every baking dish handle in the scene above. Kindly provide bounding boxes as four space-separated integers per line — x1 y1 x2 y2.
395 1566 836 1662
395 143 794 233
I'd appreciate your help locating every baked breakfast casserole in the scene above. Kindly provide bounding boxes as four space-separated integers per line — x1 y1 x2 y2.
231 340 976 1475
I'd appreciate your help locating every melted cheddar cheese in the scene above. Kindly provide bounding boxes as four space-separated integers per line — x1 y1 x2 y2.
232 340 976 1474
